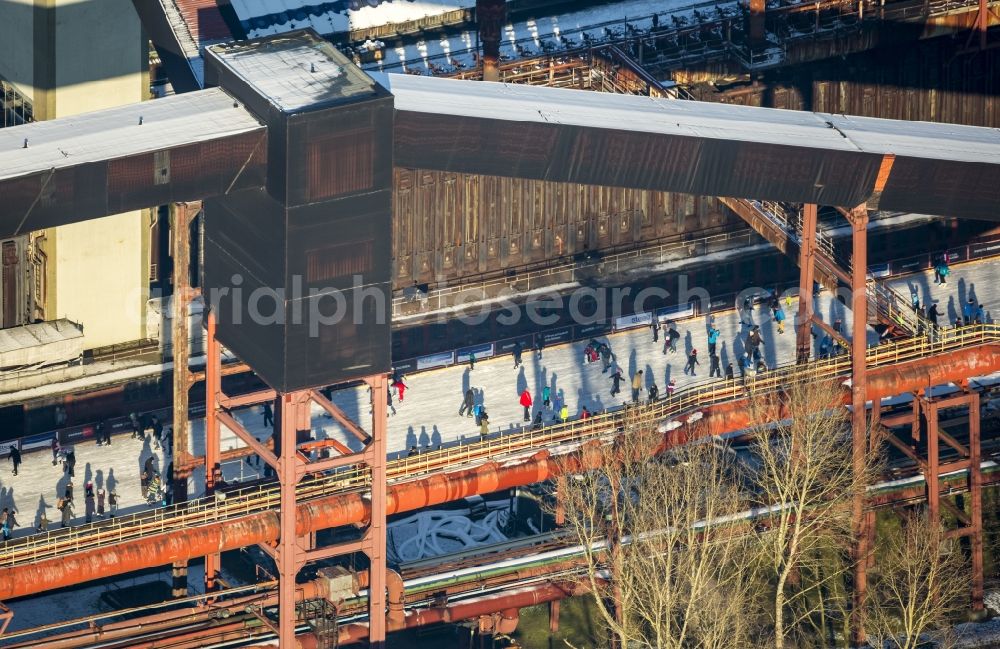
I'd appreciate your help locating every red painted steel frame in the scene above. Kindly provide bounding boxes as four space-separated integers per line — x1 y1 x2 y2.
204 309 222 592
849 205 870 644
201 312 389 647
922 391 985 610
796 203 817 363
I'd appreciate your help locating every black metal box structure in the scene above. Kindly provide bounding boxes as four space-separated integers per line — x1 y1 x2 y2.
203 31 393 392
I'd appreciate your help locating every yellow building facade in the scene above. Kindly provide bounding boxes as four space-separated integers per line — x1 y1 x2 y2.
0 0 153 349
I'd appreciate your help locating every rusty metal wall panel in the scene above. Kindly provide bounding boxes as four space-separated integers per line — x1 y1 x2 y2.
391 168 735 287
2 241 17 328
395 108 883 209
0 129 267 239
719 34 1000 128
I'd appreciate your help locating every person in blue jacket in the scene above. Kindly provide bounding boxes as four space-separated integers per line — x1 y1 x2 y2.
707 326 720 355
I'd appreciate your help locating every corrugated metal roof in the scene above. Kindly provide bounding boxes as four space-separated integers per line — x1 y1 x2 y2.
175 0 232 42
386 74 1000 165
0 89 263 181
386 74 1000 219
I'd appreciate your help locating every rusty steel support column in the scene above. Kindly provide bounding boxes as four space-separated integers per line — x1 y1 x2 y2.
748 0 766 42
476 0 506 82
170 201 200 599
170 202 199 502
204 309 221 593
277 392 306 648
796 203 818 364
366 374 389 648
969 393 984 611
848 205 869 646
926 400 940 522
549 600 560 634
919 391 985 612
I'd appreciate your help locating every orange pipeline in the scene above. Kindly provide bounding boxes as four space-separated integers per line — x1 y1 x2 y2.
0 345 995 600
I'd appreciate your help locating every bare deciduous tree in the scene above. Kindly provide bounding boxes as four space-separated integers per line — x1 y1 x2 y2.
746 380 880 649
556 414 758 649
863 510 970 649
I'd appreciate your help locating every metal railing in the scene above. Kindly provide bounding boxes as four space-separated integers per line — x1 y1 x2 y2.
393 227 759 315
2 324 997 567
740 199 929 336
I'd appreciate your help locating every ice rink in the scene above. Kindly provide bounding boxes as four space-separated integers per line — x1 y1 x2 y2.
0 261 995 540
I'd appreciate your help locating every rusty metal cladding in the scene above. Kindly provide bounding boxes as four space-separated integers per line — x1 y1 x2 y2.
391 168 733 287
709 34 1000 128
0 129 266 238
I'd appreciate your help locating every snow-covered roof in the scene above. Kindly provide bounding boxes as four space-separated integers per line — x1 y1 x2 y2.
0 319 83 370
823 113 1000 165
206 32 380 112
0 88 263 181
232 0 472 37
385 74 1000 165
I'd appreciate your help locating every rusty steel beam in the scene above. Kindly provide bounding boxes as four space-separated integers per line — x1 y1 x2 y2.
219 389 277 410
849 205 870 645
171 201 200 504
796 203 818 363
218 409 279 469
189 361 251 383
170 200 201 600
918 391 985 611
0 343 997 600
204 309 221 593
366 374 389 648
476 0 506 82
276 391 306 648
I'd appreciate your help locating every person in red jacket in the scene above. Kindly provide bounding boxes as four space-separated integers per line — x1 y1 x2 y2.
519 389 533 422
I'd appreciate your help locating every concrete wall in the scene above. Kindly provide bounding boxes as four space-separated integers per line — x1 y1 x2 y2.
3 0 151 349
0 0 37 100
48 0 150 350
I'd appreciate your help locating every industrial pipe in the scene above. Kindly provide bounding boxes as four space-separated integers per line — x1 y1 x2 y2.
336 581 589 645
3 578 331 649
387 568 406 630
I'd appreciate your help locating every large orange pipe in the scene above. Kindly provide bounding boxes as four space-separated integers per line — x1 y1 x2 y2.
0 452 593 600
337 581 590 646
692 343 1000 437
0 345 995 600
237 581 589 648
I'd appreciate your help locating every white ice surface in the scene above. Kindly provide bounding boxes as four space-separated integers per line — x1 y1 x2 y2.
0 261 995 542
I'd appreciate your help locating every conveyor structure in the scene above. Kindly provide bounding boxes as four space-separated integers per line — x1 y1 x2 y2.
0 28 998 647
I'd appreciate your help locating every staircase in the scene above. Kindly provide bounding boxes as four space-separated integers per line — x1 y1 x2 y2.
719 197 932 338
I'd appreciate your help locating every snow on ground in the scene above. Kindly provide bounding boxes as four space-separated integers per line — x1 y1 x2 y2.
364 0 737 73
0 260 995 541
